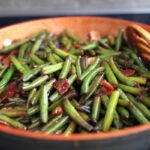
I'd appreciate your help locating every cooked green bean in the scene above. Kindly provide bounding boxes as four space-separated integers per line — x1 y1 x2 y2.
117 106 130 120
63 99 93 131
102 90 120 131
41 114 62 132
118 84 142 95
11 56 26 73
82 41 98 50
42 62 63 75
0 114 26 129
40 85 48 123
103 61 118 85
30 54 44 65
18 44 28 59
81 67 104 94
23 75 49 91
31 34 46 54
110 57 136 86
63 121 76 136
91 96 101 122
59 56 71 79
76 56 82 77
115 29 124 51
79 57 100 80
45 116 69 134
0 66 15 88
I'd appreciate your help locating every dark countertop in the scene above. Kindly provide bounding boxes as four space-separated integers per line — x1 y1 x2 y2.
0 14 150 28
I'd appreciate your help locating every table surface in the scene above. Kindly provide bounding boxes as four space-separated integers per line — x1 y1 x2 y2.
0 14 150 28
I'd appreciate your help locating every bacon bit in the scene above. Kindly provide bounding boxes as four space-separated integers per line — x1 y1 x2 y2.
53 78 70 95
89 30 101 41
88 57 96 65
120 69 135 77
0 82 19 102
2 51 17 66
0 120 10 127
51 106 63 115
60 46 68 51
99 80 114 96
72 42 81 48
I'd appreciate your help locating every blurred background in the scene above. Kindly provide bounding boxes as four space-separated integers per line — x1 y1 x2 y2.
0 0 150 27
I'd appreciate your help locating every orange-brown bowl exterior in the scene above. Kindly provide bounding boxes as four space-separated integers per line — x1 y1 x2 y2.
0 17 150 150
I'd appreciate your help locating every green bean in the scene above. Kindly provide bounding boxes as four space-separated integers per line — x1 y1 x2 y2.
28 120 40 130
27 105 40 116
118 88 149 124
42 62 63 75
22 64 45 82
91 96 101 122
0 66 15 88
115 29 124 51
26 88 37 108
0 114 26 129
49 40 77 60
30 54 44 65
0 30 46 53
110 57 136 86
71 64 76 74
63 99 93 131
141 96 150 107
65 30 83 43
118 99 130 107
45 78 56 92
82 41 98 50
31 34 46 54
47 53 57 64
80 56 88 72
103 61 118 85
41 114 62 132
40 86 48 123
23 75 48 91
84 73 104 100
79 112 90 122
118 83 142 95
30 88 41 105
59 56 71 79
101 95 122 129
81 67 104 94
79 57 100 80
0 67 7 78
0 109 27 117
11 56 26 73
130 52 148 71
129 76 147 85
18 44 28 59
102 90 120 131
45 116 69 134
53 53 64 62
76 56 82 77
53 48 77 61
127 94 150 120
50 74 77 102
117 106 130 120
63 121 76 136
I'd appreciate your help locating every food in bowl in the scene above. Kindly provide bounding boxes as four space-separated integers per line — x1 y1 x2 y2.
0 26 149 135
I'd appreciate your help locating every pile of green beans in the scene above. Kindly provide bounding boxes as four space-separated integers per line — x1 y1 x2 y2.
0 29 150 135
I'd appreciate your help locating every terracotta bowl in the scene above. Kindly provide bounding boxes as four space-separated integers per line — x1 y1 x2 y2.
0 17 150 150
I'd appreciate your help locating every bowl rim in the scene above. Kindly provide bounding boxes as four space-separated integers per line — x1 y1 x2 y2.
0 16 150 141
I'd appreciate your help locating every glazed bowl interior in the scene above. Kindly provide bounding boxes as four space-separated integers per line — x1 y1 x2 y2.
0 16 150 141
